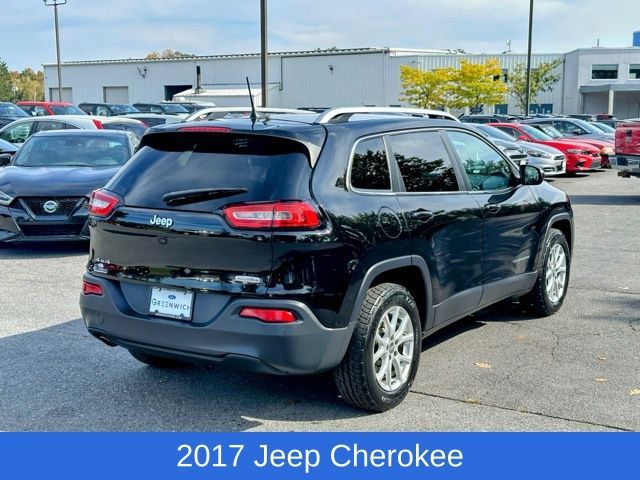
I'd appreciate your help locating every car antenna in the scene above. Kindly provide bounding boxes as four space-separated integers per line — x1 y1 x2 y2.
246 76 258 124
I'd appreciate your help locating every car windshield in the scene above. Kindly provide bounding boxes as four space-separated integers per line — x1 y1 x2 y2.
533 124 564 139
474 124 515 141
0 104 28 117
591 122 615 133
519 124 552 141
13 134 129 167
162 104 189 113
50 105 87 115
571 118 602 134
110 104 139 114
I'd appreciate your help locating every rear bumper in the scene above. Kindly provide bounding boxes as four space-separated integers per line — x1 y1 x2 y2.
79 274 353 375
611 155 640 177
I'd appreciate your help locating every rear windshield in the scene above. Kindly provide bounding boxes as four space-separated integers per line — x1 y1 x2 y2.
162 104 189 113
107 133 312 212
51 105 86 115
103 122 147 138
110 105 139 114
0 104 28 117
13 134 130 167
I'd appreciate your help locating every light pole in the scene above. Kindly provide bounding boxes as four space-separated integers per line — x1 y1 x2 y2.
260 0 268 107
43 0 66 102
524 0 534 115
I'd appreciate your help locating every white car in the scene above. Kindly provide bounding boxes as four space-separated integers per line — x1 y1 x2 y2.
0 115 147 145
120 113 186 128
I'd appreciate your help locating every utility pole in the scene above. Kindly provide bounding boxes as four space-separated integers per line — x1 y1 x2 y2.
524 0 534 115
43 0 67 102
260 0 268 107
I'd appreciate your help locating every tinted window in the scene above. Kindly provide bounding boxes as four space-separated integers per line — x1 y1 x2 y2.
51 105 86 115
389 131 458 192
592 64 618 80
0 104 28 117
553 120 588 135
448 131 516 191
350 137 391 191
0 123 31 143
13 134 130 167
35 120 79 132
103 122 147 138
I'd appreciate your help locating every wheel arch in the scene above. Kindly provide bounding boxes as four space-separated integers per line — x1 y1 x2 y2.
535 211 574 270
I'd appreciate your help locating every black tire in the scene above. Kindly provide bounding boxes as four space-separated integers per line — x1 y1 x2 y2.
334 283 422 412
128 349 191 368
523 228 570 316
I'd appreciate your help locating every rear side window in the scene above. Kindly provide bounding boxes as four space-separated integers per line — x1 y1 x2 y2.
389 131 459 192
350 137 391 191
448 131 516 191
107 133 313 212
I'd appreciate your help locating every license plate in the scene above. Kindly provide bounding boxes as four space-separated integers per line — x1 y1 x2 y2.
149 287 193 321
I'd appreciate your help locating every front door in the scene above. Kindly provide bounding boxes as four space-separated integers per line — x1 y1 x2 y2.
446 130 541 305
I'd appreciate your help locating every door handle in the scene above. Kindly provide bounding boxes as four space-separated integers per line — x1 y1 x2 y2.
485 204 501 214
410 209 433 222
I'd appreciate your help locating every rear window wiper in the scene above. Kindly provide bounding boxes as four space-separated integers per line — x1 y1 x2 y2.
162 188 247 206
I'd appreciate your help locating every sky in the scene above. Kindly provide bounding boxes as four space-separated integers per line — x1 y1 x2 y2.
1 0 639 71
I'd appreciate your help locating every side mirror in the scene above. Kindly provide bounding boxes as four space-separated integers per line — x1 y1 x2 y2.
521 164 544 185
0 153 13 167
571 129 583 135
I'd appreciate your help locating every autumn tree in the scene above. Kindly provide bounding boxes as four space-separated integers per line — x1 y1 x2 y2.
508 59 562 113
400 65 455 109
449 59 507 112
10 68 44 101
145 49 197 59
0 60 13 101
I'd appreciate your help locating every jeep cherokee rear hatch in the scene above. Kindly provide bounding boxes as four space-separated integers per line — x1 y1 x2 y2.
86 125 326 320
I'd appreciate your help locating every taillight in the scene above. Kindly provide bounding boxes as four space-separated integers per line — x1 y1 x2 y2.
88 189 122 217
239 307 296 323
92 119 104 129
82 280 103 296
224 201 321 230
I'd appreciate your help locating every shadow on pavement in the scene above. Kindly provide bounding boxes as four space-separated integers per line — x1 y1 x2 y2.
568 195 640 206
0 241 89 260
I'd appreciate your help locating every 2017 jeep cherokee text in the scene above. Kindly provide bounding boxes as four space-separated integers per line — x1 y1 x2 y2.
80 109 573 412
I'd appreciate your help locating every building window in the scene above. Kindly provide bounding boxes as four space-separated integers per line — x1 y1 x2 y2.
501 69 509 83
630 64 640 80
591 64 618 80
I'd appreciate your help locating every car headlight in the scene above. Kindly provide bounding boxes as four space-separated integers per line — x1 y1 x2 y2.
0 190 14 206
526 150 551 158
566 149 589 154
600 147 614 156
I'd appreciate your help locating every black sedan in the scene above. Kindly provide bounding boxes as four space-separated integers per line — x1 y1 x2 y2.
0 130 137 242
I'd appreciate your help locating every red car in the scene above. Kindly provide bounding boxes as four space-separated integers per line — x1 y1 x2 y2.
488 123 602 173
16 101 86 117
613 119 640 177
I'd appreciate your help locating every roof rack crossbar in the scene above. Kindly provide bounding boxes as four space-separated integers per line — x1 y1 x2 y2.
313 107 459 124
185 107 314 122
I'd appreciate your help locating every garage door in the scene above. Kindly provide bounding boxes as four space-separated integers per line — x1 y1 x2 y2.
49 87 73 103
103 86 129 104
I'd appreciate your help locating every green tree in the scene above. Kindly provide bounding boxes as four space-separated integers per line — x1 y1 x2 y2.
0 60 13 101
145 49 197 59
508 59 562 113
10 68 44 101
449 59 507 112
400 65 456 109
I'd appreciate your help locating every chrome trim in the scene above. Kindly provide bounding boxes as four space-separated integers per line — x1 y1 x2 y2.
315 107 459 124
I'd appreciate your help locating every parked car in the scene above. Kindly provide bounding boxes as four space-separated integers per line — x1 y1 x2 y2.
132 102 189 115
526 122 614 168
0 130 138 242
160 101 216 114
590 121 615 133
0 102 29 128
120 113 184 128
488 122 601 172
78 103 139 116
612 119 640 178
0 115 147 145
0 139 18 157
17 101 86 116
471 124 566 176
458 114 517 124
524 117 614 142
79 107 573 412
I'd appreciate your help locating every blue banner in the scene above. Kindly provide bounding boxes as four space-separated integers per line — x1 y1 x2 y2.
0 432 637 479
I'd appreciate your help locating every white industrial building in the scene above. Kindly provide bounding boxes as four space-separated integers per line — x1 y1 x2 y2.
44 45 640 118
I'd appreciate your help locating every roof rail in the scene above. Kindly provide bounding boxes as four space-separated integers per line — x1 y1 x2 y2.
314 107 459 124
185 107 315 122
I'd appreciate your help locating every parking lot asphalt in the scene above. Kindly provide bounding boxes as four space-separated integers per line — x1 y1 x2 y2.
0 170 638 432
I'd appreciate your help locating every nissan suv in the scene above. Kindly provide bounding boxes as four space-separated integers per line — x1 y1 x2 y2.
80 107 573 412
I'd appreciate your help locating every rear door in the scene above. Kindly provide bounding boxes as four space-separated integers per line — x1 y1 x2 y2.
389 130 484 327
446 130 541 305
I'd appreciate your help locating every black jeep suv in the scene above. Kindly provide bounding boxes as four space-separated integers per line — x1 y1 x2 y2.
80 108 573 412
